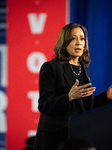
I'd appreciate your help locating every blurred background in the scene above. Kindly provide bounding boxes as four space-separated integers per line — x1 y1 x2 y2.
0 0 112 149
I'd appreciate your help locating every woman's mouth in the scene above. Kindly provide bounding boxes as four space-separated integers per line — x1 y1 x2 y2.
75 48 81 53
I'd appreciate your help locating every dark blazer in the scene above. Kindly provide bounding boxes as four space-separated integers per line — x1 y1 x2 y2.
37 58 108 133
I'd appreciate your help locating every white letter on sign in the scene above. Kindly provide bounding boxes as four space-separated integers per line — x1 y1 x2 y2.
26 52 47 73
0 44 7 87
27 91 39 112
0 91 7 132
27 13 47 34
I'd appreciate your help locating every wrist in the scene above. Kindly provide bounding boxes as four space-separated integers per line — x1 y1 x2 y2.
68 93 73 101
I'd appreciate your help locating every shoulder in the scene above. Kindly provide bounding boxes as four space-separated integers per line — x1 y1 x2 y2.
39 59 63 77
81 63 89 72
49 58 61 66
81 64 91 79
41 58 62 71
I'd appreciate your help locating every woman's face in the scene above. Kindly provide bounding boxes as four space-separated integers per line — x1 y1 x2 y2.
66 27 85 59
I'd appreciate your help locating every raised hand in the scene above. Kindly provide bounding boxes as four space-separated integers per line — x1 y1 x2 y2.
68 79 96 101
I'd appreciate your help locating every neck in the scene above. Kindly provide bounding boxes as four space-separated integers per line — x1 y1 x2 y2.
69 58 79 66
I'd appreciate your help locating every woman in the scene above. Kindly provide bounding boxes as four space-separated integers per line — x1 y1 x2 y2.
33 23 112 150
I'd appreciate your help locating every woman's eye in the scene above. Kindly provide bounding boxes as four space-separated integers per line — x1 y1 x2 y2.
72 37 76 40
81 38 85 40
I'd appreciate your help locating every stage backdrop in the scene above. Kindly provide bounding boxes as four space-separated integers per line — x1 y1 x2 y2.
70 0 112 95
7 0 69 150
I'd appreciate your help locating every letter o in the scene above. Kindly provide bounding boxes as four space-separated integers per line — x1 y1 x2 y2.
27 52 47 73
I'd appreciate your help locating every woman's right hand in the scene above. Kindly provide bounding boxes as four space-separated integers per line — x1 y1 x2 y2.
68 79 96 101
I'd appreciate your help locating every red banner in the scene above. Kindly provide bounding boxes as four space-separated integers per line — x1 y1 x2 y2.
7 0 69 149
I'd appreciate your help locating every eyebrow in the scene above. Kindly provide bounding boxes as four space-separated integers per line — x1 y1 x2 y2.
73 35 84 37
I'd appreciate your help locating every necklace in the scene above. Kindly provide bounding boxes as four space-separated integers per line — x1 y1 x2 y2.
70 64 81 76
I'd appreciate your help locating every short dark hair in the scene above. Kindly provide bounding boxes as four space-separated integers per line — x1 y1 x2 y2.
54 23 90 66
57 138 95 150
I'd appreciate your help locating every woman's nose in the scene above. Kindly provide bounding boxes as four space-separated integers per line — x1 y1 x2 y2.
76 38 81 44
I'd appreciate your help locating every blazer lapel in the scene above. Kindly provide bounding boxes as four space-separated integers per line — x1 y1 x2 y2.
82 65 94 109
63 62 76 88
82 66 91 83
63 62 85 111
63 63 91 86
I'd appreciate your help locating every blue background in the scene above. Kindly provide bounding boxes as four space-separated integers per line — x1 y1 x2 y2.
70 0 112 95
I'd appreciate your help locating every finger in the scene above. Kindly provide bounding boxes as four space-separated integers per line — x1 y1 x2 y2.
80 87 95 97
82 92 93 97
84 87 96 93
73 79 79 87
79 83 92 89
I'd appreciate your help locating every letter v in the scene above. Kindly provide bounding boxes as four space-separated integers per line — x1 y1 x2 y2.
27 13 47 34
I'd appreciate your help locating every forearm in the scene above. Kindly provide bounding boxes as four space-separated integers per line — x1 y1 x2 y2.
38 93 71 114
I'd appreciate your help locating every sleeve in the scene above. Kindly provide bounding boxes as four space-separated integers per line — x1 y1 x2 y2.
94 91 109 108
38 61 70 114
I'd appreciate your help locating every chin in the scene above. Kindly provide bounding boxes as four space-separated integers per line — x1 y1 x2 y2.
75 53 83 57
